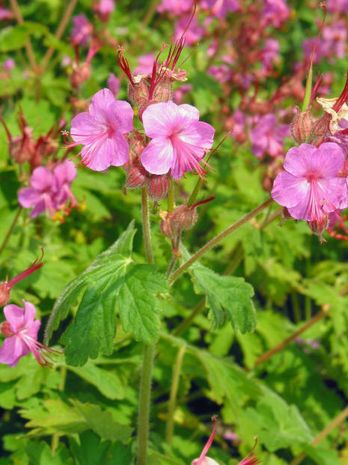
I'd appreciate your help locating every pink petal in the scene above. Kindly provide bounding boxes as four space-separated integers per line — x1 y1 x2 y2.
111 101 134 133
308 142 345 178
71 112 102 145
179 121 215 153
141 138 174 175
142 102 181 138
283 144 317 176
89 88 115 119
178 104 200 121
0 336 29 366
272 171 310 209
4 305 25 332
82 133 129 171
54 160 77 185
30 167 55 191
23 301 37 325
18 188 41 208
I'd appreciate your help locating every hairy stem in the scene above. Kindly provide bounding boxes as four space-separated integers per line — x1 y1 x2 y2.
141 187 154 264
254 308 327 367
169 198 273 286
0 208 23 257
165 344 186 445
137 187 155 465
42 0 78 70
290 405 348 465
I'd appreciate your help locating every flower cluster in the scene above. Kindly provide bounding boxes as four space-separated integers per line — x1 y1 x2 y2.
70 48 215 182
271 76 348 237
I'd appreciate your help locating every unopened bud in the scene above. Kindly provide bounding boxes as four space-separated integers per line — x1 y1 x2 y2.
291 108 314 143
126 164 147 189
192 458 219 465
71 63 91 88
161 205 198 239
0 321 13 337
0 283 10 307
148 175 169 200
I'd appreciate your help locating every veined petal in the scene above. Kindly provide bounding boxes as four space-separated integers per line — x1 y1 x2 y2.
272 171 310 208
179 121 215 154
283 144 317 176
142 102 181 138
141 138 174 175
0 336 29 366
4 304 24 332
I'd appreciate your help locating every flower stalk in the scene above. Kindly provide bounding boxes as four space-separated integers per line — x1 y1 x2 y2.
169 198 273 286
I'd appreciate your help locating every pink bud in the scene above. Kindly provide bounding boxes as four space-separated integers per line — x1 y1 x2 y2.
126 164 148 189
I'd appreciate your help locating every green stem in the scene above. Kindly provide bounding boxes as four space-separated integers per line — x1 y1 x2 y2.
141 188 154 264
169 198 273 286
137 344 156 465
137 187 155 465
165 345 186 445
172 300 205 337
0 207 22 257
167 179 175 212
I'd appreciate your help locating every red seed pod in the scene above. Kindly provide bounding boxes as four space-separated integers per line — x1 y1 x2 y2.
0 283 10 307
148 175 169 200
291 107 314 143
128 76 151 112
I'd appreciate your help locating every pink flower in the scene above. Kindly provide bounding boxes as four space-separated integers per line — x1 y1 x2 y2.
272 142 348 229
0 302 42 366
201 0 240 18
94 0 115 21
175 15 204 45
157 0 193 15
261 39 279 72
3 58 15 71
107 73 120 96
262 0 290 27
250 114 289 158
71 14 93 46
0 7 13 20
208 64 233 83
18 160 76 217
70 88 133 171
141 102 215 179
173 84 192 104
134 53 155 75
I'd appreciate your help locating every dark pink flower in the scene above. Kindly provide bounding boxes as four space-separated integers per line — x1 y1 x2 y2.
208 64 233 83
71 88 133 171
272 142 348 228
0 302 42 366
71 14 93 46
201 0 240 18
141 101 215 179
322 22 346 59
134 53 155 76
107 73 120 96
157 0 193 15
94 0 115 21
262 0 290 28
18 161 76 217
250 114 289 158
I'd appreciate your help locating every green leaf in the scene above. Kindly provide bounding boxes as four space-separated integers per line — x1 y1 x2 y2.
68 362 126 400
182 248 256 333
117 264 168 343
44 222 136 344
72 401 132 443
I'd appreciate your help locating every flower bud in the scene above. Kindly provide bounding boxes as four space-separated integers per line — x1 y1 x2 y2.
0 283 10 307
148 175 169 200
291 108 314 143
71 63 91 88
126 163 147 189
0 321 13 337
161 205 198 239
